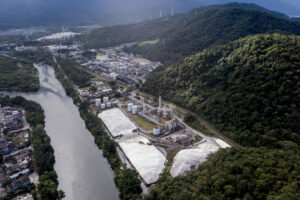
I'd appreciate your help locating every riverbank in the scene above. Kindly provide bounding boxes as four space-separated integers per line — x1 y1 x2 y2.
0 96 63 200
1 62 120 200
53 57 142 200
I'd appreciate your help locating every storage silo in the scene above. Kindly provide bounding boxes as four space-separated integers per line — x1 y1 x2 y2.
95 99 101 107
132 105 139 115
168 122 173 131
153 126 161 136
128 103 133 112
103 97 109 103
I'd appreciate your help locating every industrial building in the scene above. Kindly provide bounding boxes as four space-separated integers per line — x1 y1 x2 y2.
98 108 137 138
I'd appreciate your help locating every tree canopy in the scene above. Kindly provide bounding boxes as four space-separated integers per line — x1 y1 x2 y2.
143 34 300 147
0 56 39 92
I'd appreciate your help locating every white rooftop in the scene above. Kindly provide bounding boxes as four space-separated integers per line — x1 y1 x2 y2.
118 134 166 185
98 108 137 137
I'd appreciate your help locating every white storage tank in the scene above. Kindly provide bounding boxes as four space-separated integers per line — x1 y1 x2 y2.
168 122 173 131
132 105 139 115
153 127 161 136
95 99 101 107
103 97 109 103
101 104 106 109
128 103 133 112
106 102 112 108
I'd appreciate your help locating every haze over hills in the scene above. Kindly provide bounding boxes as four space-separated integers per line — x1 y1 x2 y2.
0 0 300 30
83 3 300 65
0 0 201 30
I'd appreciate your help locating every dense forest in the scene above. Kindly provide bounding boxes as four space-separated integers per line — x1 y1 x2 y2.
146 147 300 200
143 34 300 147
0 96 63 200
127 7 300 65
55 57 92 88
142 33 300 199
83 3 300 65
0 56 39 92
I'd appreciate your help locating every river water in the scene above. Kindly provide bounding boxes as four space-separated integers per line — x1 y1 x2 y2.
1 64 119 200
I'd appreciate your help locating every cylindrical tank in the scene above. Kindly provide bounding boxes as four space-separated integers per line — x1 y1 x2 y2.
153 127 161 136
173 121 177 128
101 104 106 109
95 99 101 107
128 103 133 112
106 102 112 108
132 105 139 115
168 122 173 131
103 97 109 103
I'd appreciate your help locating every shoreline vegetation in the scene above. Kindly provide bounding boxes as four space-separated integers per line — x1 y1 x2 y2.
0 56 39 92
0 96 64 200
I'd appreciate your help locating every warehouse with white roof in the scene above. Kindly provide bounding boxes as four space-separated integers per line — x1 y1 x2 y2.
99 108 166 185
99 108 138 138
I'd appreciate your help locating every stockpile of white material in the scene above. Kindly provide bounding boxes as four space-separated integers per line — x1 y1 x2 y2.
170 140 220 177
215 139 231 148
38 32 78 40
99 108 166 184
98 108 137 137
118 135 166 185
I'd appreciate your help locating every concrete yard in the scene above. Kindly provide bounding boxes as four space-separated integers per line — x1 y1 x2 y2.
99 108 138 138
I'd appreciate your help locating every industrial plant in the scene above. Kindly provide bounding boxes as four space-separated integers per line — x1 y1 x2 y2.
95 91 231 185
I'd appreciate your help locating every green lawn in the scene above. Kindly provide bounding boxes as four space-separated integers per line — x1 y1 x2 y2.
138 39 159 47
133 115 155 131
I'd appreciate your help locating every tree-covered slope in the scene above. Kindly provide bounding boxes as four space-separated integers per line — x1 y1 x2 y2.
127 7 300 65
84 3 300 65
0 56 39 92
143 34 300 147
83 15 182 49
146 146 300 200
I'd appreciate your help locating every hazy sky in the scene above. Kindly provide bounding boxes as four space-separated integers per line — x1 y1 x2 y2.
0 0 299 29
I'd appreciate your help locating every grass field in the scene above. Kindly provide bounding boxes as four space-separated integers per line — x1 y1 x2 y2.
138 39 159 47
133 115 155 131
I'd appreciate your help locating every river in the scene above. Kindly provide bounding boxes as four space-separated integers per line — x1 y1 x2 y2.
1 64 119 200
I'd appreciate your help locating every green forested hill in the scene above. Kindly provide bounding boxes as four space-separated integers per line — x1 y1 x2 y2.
143 34 300 200
82 15 182 49
143 34 300 147
0 56 39 92
128 7 300 65
146 147 300 200
83 3 300 65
